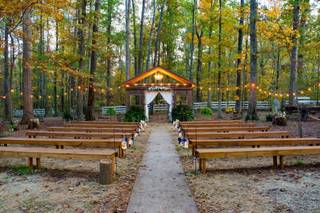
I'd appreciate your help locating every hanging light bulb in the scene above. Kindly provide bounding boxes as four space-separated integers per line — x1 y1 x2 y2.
154 72 164 81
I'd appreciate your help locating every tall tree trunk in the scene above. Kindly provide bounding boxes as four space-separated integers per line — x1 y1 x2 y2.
207 0 214 108
145 0 156 70
188 0 196 81
235 0 245 113
289 1 300 105
21 8 33 124
106 0 113 105
3 19 12 122
125 0 131 80
247 0 258 119
275 47 281 90
54 20 59 116
153 1 166 67
297 1 309 83
77 0 87 118
131 0 138 75
137 0 146 74
39 7 46 110
217 0 223 118
86 0 100 120
196 31 203 102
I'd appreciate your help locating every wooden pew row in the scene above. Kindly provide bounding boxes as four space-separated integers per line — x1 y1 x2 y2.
180 120 244 124
179 123 256 128
71 121 140 125
0 146 117 182
195 146 320 173
48 126 138 133
65 123 140 128
0 137 126 158
181 126 271 133
189 137 320 155
185 131 289 140
26 131 134 140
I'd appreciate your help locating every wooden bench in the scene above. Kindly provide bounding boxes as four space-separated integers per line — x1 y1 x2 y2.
181 126 271 133
65 123 140 128
26 131 134 140
180 123 256 128
0 137 126 158
185 131 289 140
180 120 244 124
189 137 320 155
48 126 138 133
72 121 139 124
195 146 320 173
0 146 117 182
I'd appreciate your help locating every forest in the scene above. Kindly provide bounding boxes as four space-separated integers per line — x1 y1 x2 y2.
0 0 320 122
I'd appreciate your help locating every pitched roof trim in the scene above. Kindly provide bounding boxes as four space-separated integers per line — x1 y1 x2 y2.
122 67 195 86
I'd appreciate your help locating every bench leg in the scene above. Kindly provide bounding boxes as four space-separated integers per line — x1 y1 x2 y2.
111 155 116 175
279 156 284 169
36 158 41 168
55 145 59 149
60 145 64 149
273 156 278 167
199 158 206 174
27 157 33 167
4 144 7 147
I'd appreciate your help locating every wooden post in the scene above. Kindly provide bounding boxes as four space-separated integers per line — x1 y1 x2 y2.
187 90 193 107
273 156 277 167
279 156 284 169
99 160 113 185
199 158 206 174
27 157 33 167
36 158 41 168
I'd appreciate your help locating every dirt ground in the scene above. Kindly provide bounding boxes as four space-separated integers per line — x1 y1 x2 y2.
0 118 151 213
176 112 320 213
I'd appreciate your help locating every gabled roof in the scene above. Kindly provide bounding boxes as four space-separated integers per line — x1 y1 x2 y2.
122 67 195 87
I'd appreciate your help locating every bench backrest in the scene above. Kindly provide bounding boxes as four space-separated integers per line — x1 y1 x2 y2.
186 131 289 139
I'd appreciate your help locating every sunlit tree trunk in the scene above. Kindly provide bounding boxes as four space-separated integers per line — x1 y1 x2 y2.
289 1 300 105
235 0 245 113
137 0 145 74
153 1 166 67
77 0 87 118
21 7 34 124
247 0 258 120
132 0 138 74
3 19 12 122
106 0 113 105
196 30 203 102
188 0 196 81
145 0 156 70
217 0 223 118
125 0 131 80
86 0 100 120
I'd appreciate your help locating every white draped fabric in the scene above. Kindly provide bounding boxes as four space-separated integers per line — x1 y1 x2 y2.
144 91 158 121
159 91 173 121
144 91 174 121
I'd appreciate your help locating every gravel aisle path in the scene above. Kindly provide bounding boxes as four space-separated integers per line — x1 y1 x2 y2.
127 124 198 213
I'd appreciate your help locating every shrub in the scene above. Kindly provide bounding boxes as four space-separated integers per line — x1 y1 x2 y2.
63 110 73 121
200 107 213 117
245 114 259 121
172 105 193 121
106 108 116 116
265 114 273 122
225 107 235 114
124 106 145 122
